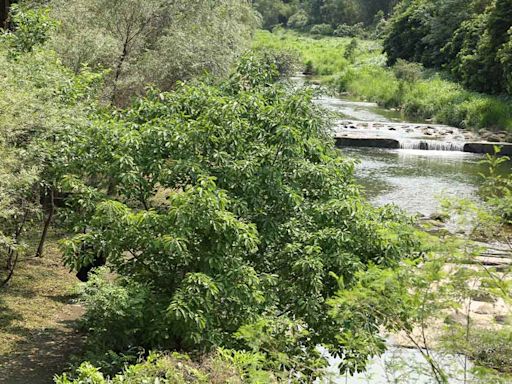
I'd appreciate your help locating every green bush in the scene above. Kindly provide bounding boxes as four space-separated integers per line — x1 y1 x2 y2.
334 23 365 38
252 46 301 78
287 9 309 30
60 53 420 379
479 149 512 223
55 352 275 383
76 269 155 353
310 24 334 36
1 4 56 54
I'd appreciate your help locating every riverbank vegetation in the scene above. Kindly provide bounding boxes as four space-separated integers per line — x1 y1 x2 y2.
255 30 512 132
1 1 424 382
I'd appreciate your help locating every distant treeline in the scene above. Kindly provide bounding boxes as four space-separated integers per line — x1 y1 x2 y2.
384 0 512 96
253 0 397 31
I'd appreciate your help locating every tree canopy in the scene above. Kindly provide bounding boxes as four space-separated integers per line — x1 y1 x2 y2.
50 0 258 105
56 54 420 378
384 0 512 95
252 0 397 30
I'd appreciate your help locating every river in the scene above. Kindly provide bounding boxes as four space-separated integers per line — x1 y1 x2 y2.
315 93 493 383
318 95 489 217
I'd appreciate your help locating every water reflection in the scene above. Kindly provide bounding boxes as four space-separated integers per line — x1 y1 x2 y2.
342 148 487 216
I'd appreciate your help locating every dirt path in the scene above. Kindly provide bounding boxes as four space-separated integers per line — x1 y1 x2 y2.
0 303 84 384
0 236 86 384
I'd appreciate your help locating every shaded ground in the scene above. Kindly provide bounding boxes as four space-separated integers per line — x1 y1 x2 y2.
0 235 84 384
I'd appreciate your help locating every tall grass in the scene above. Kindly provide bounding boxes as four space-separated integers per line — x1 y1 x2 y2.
255 30 512 132
253 29 383 77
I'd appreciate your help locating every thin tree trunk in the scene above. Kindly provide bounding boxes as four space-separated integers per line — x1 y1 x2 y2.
1 250 19 288
0 0 10 29
36 188 55 258
110 36 130 106
1 209 28 288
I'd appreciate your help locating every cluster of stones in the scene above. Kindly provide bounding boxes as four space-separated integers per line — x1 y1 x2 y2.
336 120 470 140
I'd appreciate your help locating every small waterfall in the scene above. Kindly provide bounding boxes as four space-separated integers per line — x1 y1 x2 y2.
399 139 464 152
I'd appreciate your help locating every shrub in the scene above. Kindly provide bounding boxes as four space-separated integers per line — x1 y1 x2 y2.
1 4 56 54
252 47 301 78
392 59 424 83
287 9 309 30
343 38 358 62
334 23 365 38
76 269 155 353
310 23 334 36
55 352 274 383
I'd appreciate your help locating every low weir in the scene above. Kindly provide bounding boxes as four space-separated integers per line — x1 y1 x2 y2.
399 139 465 152
335 136 512 155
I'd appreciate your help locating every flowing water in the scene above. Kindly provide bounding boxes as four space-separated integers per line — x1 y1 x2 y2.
343 147 486 216
314 94 495 383
316 95 488 217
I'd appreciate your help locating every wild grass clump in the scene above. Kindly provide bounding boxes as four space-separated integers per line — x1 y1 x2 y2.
332 66 400 108
253 30 383 77
401 78 512 130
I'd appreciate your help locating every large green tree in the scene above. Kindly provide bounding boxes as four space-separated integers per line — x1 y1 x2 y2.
50 0 258 106
384 0 512 95
60 54 420 379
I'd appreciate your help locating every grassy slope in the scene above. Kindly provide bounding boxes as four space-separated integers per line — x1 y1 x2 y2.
255 30 512 133
0 234 84 383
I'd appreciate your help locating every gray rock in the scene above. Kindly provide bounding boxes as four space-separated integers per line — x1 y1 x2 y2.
473 302 494 315
487 134 503 143
471 291 497 303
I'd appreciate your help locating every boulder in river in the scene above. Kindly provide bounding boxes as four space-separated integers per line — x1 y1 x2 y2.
487 134 503 143
429 212 450 222
494 314 509 324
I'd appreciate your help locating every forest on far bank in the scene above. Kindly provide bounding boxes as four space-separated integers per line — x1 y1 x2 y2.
254 0 512 97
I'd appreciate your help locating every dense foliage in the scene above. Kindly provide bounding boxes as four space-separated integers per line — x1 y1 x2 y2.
253 0 396 32
55 351 277 383
384 0 512 96
0 0 259 286
2 0 511 382
50 0 258 106
0 4 95 286
57 54 420 379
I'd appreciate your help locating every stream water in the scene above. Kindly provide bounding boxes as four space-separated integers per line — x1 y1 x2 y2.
317 95 488 217
315 94 491 383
